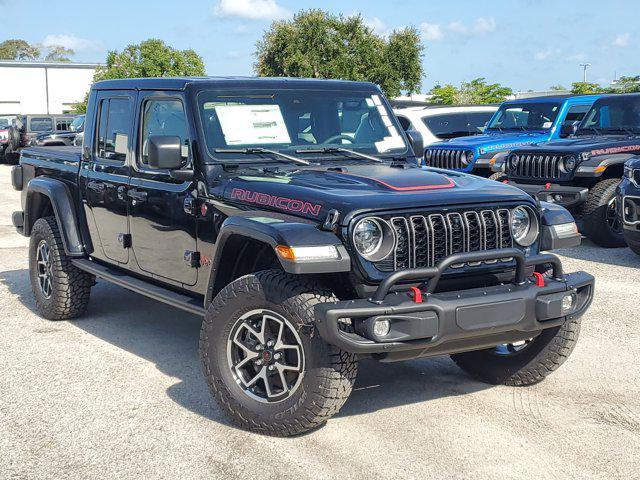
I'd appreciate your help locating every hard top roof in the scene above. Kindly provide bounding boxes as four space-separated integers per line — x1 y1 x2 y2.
93 76 381 92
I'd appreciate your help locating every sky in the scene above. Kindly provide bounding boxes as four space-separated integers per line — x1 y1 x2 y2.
3 0 638 93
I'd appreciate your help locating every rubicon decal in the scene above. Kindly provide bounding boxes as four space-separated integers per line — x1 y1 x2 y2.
590 145 640 156
231 188 322 216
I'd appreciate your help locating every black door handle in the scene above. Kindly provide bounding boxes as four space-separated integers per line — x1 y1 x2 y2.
87 180 106 192
127 189 148 203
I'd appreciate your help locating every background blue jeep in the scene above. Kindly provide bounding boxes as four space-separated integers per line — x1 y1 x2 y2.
423 94 602 177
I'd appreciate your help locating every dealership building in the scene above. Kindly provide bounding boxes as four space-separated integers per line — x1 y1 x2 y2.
0 60 101 115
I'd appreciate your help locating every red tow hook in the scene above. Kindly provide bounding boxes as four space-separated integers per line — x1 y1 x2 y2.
532 272 545 287
545 182 551 190
408 286 423 303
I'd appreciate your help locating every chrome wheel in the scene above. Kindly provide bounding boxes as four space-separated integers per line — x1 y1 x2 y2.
606 196 622 234
491 338 533 356
227 309 305 403
36 240 53 299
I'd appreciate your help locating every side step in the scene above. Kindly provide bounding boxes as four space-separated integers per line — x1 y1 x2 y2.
71 258 205 316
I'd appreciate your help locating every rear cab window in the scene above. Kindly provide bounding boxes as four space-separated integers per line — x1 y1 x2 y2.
29 117 53 132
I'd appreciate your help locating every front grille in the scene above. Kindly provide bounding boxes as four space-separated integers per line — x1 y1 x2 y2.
375 207 514 271
425 148 472 169
509 153 566 179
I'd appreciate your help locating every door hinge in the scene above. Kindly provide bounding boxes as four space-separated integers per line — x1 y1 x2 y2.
118 233 132 248
184 250 201 268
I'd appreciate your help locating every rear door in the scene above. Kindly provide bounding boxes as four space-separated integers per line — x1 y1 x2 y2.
128 91 198 286
82 90 135 265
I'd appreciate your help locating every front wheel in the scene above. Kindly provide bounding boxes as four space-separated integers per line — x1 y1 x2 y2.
582 178 625 247
199 270 358 436
451 317 581 386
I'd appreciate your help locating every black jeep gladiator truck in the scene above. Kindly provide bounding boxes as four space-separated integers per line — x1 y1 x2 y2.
619 157 640 255
11 77 594 436
494 94 640 248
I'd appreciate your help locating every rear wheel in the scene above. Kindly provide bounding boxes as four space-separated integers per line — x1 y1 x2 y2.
582 178 625 247
451 317 581 386
199 270 357 436
29 217 93 320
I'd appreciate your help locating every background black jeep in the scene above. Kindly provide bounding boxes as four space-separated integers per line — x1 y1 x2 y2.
497 94 640 247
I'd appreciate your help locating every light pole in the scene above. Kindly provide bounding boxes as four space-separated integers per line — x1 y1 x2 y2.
580 63 591 83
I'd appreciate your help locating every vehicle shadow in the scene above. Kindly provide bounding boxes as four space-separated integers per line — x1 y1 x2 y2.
0 268 491 429
555 238 638 268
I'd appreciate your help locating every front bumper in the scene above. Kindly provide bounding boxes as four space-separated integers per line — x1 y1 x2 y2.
506 181 588 209
315 249 594 361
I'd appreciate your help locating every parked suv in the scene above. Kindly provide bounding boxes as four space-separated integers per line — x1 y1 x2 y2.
619 157 640 255
498 94 640 247
2 114 75 163
30 114 85 147
11 77 594 436
394 105 497 147
424 95 600 177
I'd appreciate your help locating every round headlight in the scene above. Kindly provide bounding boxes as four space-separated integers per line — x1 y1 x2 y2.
461 150 473 166
510 206 539 247
352 217 395 261
562 156 576 173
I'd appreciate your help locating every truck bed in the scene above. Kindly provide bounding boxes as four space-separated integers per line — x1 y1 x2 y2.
20 146 82 164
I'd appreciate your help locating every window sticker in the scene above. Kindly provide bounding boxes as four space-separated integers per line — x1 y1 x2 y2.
365 98 375 107
371 95 382 106
215 104 291 145
542 121 552 129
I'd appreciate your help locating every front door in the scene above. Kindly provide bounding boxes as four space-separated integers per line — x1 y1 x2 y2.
83 91 135 265
128 92 198 286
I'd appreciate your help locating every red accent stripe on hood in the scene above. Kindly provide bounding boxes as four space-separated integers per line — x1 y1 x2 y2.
339 171 457 191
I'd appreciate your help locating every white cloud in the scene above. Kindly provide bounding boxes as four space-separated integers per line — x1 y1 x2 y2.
567 52 587 61
420 22 443 41
364 17 387 36
42 34 101 52
212 0 290 20
612 33 630 47
534 48 560 60
448 17 496 37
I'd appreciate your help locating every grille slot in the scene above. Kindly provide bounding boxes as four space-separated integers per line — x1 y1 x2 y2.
375 208 514 271
511 153 564 179
425 149 472 170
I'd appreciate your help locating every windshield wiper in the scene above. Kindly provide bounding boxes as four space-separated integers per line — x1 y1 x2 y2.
295 147 384 163
214 147 309 166
602 127 638 136
576 126 602 135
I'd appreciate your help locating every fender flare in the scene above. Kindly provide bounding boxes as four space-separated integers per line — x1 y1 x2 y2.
24 177 85 257
204 216 351 305
576 153 636 177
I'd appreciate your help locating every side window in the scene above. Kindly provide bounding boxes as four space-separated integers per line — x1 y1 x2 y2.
95 98 132 161
29 117 53 132
140 99 189 166
55 118 72 131
564 104 591 123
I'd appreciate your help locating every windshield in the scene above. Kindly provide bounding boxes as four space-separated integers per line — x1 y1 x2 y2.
69 115 85 132
423 111 495 139
0 116 15 128
486 102 561 131
198 89 408 161
577 96 640 135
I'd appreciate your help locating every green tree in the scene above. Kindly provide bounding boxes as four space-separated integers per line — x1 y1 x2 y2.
570 82 605 94
611 76 640 93
549 84 567 91
254 10 424 97
72 39 206 112
429 78 512 105
45 45 74 62
0 39 40 60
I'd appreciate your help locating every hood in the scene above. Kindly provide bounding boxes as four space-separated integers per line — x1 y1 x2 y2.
512 135 640 158
428 131 549 156
220 163 532 223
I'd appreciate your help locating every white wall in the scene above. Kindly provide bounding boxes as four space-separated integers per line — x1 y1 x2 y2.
0 62 99 115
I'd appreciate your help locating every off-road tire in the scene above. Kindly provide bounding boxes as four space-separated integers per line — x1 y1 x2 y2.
489 172 507 182
582 178 625 247
29 216 93 320
199 270 358 436
626 237 640 257
451 318 581 386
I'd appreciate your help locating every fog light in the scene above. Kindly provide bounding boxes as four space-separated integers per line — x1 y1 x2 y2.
373 319 391 337
561 294 575 314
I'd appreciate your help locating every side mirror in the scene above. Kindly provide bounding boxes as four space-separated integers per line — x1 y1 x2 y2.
405 129 424 158
560 122 578 138
148 135 183 170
